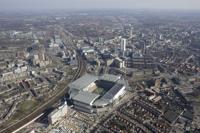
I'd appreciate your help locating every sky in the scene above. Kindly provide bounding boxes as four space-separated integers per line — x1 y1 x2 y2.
0 0 200 11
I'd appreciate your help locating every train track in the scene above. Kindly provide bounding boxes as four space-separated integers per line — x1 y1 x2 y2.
0 37 86 133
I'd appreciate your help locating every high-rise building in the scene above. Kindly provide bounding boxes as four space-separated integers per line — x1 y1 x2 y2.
130 27 133 38
159 34 163 40
99 37 104 45
121 38 127 52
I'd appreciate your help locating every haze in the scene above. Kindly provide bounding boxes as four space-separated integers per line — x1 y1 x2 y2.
0 0 200 11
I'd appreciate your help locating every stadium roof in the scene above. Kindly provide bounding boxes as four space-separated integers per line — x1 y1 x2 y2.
73 91 100 105
100 74 121 82
68 74 98 91
69 74 126 109
93 83 125 107
101 84 124 100
69 74 121 91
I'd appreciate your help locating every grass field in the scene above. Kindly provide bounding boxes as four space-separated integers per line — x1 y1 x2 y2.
93 87 108 95
18 100 39 113
11 100 40 121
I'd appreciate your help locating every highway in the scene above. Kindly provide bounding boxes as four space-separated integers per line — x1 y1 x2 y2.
0 29 86 133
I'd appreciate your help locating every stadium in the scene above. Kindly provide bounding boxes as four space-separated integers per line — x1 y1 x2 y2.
68 74 127 113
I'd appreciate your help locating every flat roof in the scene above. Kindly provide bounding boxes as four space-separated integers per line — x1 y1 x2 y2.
100 74 121 82
73 91 100 105
163 110 180 124
68 74 98 91
69 74 121 91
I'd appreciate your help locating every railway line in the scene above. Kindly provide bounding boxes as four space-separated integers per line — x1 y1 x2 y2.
0 29 86 133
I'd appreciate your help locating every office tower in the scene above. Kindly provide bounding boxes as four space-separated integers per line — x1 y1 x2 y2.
121 38 127 52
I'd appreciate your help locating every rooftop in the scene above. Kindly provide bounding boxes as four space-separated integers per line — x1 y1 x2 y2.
68 74 98 91
69 74 126 109
73 91 100 105
69 74 121 91
101 83 124 100
100 74 121 82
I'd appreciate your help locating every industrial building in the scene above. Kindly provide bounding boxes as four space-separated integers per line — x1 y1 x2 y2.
68 74 127 113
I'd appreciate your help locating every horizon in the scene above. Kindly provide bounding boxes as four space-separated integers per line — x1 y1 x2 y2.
1 8 200 15
0 0 200 11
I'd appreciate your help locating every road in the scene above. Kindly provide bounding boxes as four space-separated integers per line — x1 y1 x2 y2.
0 29 86 133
